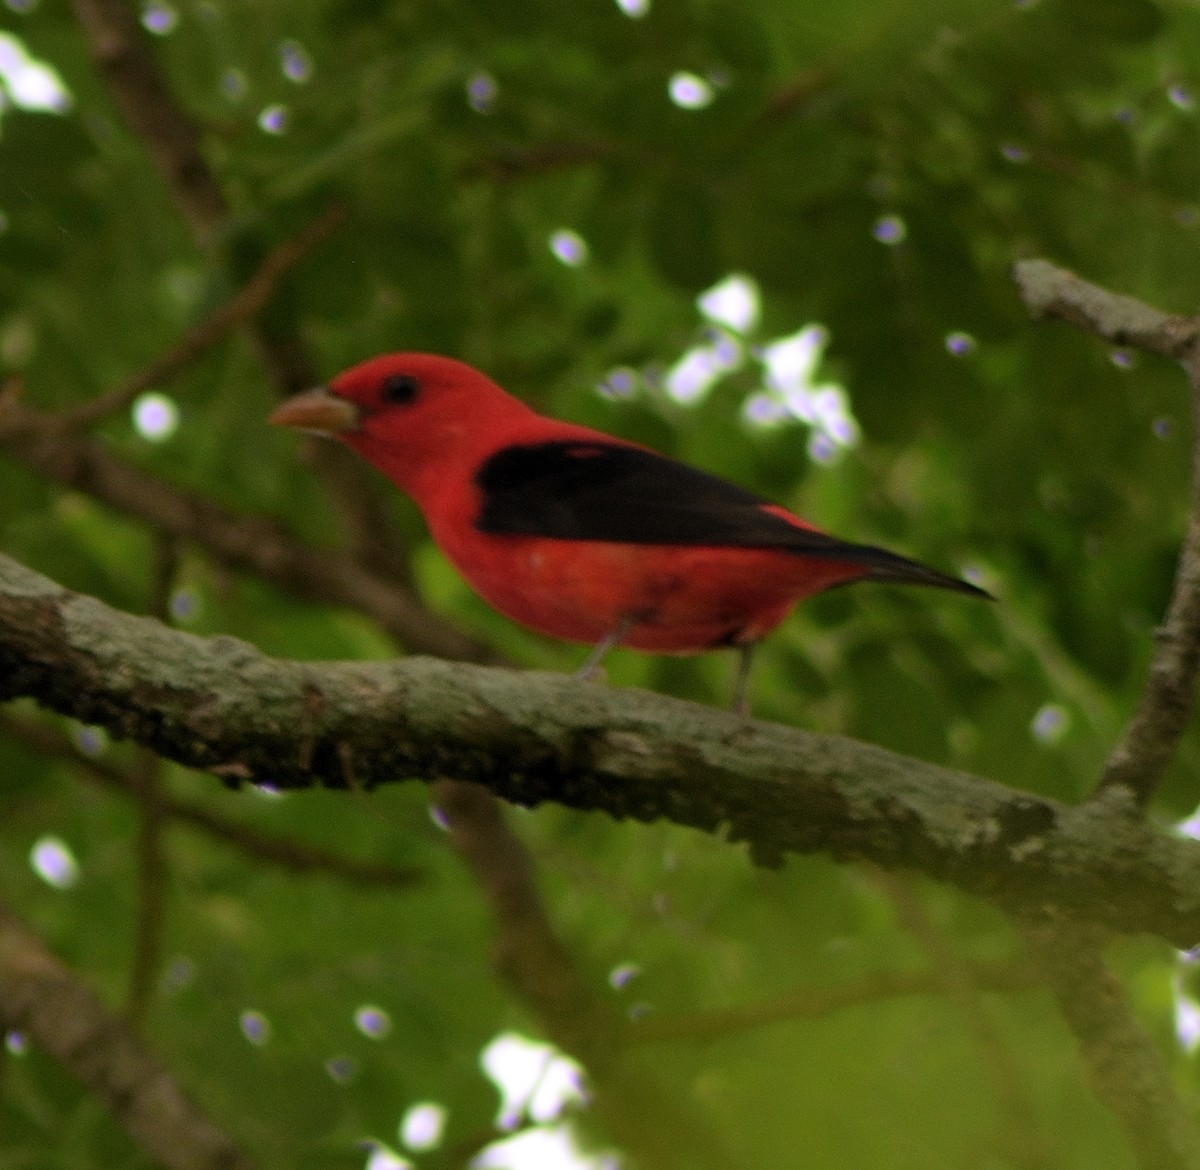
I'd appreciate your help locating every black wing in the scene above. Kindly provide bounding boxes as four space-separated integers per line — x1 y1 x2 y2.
474 440 989 596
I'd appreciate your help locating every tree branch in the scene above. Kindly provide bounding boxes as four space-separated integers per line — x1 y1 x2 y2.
1012 259 1199 360
1098 336 1200 804
68 0 407 578
1013 259 1200 808
0 899 258 1170
4 552 1200 948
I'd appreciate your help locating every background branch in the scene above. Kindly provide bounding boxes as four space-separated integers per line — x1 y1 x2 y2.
436 780 747 1170
0 899 258 1170
69 0 415 579
0 406 490 661
57 204 348 431
880 873 1054 1168
1019 915 1200 1170
630 959 1040 1044
69 0 228 240
0 711 423 887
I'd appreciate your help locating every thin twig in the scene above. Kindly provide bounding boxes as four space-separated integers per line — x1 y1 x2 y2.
881 874 1055 1170
69 0 417 573
629 959 1040 1044
69 0 411 584
1012 259 1199 360
58 204 348 430
1098 341 1200 803
1014 259 1200 809
70 0 228 239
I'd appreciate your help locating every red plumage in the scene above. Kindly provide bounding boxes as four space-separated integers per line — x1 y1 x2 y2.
271 353 988 710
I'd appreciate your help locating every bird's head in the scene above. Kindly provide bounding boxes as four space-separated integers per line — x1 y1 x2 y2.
269 353 535 494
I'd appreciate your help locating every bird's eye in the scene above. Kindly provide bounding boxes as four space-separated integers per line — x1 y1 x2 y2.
381 373 421 405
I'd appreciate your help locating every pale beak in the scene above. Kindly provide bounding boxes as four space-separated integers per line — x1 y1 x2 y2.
268 387 360 435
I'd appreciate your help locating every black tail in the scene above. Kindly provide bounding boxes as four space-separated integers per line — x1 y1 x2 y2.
839 543 994 599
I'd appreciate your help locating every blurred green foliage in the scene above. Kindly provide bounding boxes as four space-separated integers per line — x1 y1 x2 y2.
3 0 1200 1167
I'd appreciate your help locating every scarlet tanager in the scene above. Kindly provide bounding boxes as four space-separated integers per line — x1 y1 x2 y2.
270 353 989 713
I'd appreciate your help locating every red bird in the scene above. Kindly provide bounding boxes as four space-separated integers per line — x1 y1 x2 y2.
270 354 989 713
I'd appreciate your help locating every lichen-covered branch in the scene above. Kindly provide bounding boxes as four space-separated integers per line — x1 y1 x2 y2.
4 552 1200 947
1012 259 1199 359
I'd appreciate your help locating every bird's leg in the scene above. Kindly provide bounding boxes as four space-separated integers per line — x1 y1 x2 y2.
576 616 636 682
732 642 756 717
